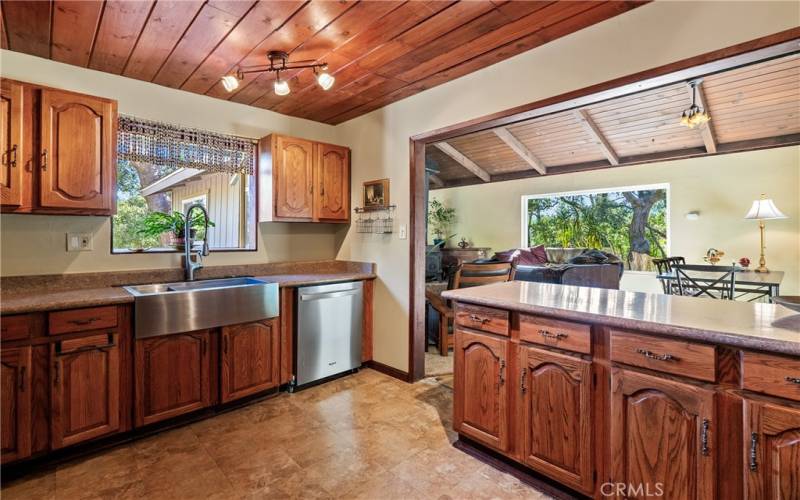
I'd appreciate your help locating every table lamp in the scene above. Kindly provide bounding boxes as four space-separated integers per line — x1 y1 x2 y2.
744 195 787 273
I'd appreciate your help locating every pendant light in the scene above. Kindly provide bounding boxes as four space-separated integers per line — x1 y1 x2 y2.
273 70 290 96
680 79 711 129
315 66 335 91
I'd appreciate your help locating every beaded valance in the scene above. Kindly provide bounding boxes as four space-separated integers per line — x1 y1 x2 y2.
118 116 255 175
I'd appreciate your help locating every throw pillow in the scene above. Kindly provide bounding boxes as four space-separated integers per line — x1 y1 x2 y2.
492 249 520 263
517 247 548 266
529 244 548 263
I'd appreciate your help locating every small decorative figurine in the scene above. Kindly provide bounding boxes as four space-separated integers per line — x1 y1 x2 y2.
457 237 470 249
738 257 751 268
703 248 725 265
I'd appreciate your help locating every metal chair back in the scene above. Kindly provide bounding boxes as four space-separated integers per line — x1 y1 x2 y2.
673 264 738 300
653 257 686 293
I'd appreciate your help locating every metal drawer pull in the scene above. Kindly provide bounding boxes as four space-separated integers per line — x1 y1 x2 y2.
538 329 566 340
520 368 527 394
19 366 26 391
68 317 102 326
2 145 17 167
785 376 800 385
700 419 710 456
636 348 677 362
499 359 506 385
469 314 490 324
749 433 758 471
41 150 47 170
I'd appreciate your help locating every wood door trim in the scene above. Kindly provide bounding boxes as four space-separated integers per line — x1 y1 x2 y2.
1 346 32 463
407 29 800 382
0 80 24 207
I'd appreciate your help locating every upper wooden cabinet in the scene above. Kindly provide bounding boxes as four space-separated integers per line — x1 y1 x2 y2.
314 143 350 222
1 79 117 215
1 80 26 208
259 133 350 223
39 89 116 212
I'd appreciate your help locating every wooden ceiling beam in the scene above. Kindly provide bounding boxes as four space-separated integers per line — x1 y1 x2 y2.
492 127 547 175
574 108 620 165
687 80 718 153
434 133 800 190
433 142 491 182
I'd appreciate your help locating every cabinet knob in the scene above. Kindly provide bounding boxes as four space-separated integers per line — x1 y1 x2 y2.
785 376 800 385
41 149 47 170
498 359 506 386
520 368 527 394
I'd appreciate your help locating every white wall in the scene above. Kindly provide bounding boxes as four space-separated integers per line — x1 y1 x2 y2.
335 1 800 371
431 147 800 295
0 50 347 276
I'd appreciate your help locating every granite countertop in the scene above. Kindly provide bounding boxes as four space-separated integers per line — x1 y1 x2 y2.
1 261 376 315
442 281 800 356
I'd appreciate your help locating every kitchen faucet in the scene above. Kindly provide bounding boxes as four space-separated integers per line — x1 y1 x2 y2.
184 203 210 281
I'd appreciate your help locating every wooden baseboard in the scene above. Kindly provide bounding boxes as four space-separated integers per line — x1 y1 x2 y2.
454 437 587 500
364 360 410 382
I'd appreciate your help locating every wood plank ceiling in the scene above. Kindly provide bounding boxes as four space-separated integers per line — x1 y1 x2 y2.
427 52 800 188
0 0 646 124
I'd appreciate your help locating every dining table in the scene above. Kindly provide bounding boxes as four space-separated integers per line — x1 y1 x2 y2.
657 268 784 301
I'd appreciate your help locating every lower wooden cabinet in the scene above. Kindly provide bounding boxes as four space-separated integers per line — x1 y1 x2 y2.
1 346 32 463
744 399 800 499
518 346 593 494
135 331 211 426
610 367 715 499
220 319 280 403
50 334 120 449
454 328 509 452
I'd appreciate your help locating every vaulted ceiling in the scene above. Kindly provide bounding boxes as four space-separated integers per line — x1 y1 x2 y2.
0 0 646 124
426 51 800 188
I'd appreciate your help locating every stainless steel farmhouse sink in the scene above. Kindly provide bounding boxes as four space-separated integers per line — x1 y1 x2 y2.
124 277 279 338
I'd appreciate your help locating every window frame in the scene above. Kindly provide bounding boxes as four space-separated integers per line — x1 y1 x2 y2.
520 182 671 274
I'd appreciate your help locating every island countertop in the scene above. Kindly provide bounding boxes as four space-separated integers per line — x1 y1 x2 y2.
442 281 800 356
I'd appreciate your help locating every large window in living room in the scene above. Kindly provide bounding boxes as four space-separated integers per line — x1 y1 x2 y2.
522 184 669 272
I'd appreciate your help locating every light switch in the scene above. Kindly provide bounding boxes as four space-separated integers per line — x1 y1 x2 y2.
398 224 407 240
67 233 93 252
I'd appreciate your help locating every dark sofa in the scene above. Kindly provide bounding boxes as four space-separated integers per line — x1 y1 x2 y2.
498 247 623 290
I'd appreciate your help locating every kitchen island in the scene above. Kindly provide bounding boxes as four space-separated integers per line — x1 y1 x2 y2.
442 281 800 499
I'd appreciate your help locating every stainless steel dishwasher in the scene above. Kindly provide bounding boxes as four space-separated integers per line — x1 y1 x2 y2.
294 281 363 388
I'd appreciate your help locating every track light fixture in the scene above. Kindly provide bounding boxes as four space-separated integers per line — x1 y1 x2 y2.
680 79 711 129
220 51 334 96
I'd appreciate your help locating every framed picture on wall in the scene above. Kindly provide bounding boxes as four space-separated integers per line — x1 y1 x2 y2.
363 178 390 209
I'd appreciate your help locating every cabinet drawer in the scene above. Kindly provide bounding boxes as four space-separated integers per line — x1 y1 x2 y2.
742 351 800 402
455 303 509 336
610 329 716 382
1 315 33 341
49 306 117 335
519 314 591 354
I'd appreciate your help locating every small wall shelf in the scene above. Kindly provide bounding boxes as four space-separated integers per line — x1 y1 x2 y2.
354 205 396 234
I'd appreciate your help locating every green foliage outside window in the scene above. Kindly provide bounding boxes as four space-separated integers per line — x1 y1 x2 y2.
526 189 667 271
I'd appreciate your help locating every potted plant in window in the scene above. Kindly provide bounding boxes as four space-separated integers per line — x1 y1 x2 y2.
427 199 456 247
137 211 215 252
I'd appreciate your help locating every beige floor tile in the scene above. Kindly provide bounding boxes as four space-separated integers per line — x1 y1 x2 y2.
1 369 551 500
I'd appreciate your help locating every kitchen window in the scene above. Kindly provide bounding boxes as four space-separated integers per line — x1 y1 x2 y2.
112 116 257 253
521 184 669 271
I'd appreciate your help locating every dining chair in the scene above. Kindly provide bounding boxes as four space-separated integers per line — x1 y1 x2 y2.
652 256 686 294
672 264 738 300
425 262 512 356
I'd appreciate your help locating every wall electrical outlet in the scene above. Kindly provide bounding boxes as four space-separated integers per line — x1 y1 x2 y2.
398 224 407 240
67 233 93 252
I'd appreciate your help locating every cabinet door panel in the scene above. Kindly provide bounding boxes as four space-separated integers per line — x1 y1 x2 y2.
314 143 349 221
454 328 509 452
274 135 313 219
135 332 211 426
520 347 593 494
745 400 800 499
611 368 715 499
39 88 115 212
221 320 280 403
1 80 24 206
51 335 120 449
1 347 32 463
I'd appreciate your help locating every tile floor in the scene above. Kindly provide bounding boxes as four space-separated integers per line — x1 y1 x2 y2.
2 369 551 500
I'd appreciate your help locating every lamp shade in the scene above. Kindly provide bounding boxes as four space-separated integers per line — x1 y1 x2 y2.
744 198 787 220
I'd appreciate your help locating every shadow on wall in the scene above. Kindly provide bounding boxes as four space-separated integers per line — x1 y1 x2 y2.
259 222 346 262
